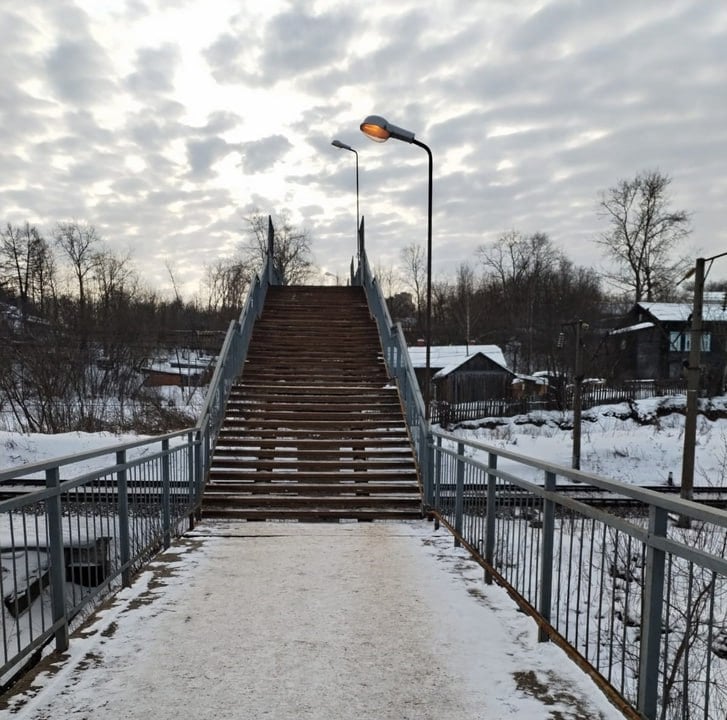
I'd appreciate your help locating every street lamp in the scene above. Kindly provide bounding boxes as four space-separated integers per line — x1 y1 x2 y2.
360 115 434 420
331 139 360 260
679 250 727 522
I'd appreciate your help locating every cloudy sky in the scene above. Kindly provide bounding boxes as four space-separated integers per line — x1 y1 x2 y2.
2 0 726 297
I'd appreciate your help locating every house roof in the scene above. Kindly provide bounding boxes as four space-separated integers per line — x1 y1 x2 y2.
408 345 507 370
432 351 513 379
637 302 727 323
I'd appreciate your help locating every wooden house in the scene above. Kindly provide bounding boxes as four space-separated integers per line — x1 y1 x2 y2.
407 345 513 403
609 302 727 395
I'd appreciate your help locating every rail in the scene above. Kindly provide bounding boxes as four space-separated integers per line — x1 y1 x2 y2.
430 427 727 720
0 220 280 689
357 240 726 718
356 244 432 501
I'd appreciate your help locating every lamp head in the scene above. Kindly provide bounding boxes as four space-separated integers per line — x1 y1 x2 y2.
360 115 415 144
332 139 352 151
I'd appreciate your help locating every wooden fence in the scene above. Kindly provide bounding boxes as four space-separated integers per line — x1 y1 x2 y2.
431 379 688 425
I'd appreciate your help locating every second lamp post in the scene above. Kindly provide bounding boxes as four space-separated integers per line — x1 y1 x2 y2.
331 139 361 261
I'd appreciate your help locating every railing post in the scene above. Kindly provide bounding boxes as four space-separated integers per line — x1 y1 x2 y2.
187 431 195 530
454 441 465 547
426 426 434 512
116 450 131 587
195 428 203 521
162 438 171 549
45 467 69 652
485 452 497 585
433 435 442 530
538 470 556 642
637 505 668 720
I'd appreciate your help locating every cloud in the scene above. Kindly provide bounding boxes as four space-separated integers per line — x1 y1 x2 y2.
186 137 237 179
240 135 293 174
3 0 727 298
126 44 181 95
45 39 117 105
204 5 357 87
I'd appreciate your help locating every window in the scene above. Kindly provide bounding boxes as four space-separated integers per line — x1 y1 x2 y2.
670 331 711 352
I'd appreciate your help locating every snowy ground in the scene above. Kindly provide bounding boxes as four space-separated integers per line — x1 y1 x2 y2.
2 398 726 717
449 397 727 488
3 396 726 488
0 521 624 720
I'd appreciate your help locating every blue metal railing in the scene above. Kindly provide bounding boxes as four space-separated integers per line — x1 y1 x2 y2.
0 231 279 687
356 243 727 719
356 246 432 504
428 429 727 720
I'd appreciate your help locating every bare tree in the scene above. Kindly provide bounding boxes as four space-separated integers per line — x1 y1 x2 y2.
400 243 426 330
54 222 101 311
597 170 691 303
0 222 54 317
241 210 313 285
202 258 251 312
477 231 602 375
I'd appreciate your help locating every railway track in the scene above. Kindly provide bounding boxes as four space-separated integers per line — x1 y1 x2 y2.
434 482 727 510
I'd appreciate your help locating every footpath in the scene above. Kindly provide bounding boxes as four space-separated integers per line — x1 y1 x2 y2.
1 520 624 720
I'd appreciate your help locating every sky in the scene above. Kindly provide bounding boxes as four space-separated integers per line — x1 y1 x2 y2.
2 1 727 298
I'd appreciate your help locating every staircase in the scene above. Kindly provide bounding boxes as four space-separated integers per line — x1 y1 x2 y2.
202 285 422 521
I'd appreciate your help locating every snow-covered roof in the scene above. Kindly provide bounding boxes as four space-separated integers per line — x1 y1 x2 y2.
432 351 512 379
638 302 727 323
610 321 655 335
512 374 548 385
408 345 507 370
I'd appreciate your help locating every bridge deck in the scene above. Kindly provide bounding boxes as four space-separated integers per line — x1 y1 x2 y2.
2 521 624 719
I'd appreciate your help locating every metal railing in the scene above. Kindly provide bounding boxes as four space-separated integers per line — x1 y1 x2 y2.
356 247 432 500
430 429 727 720
357 244 727 718
0 223 279 688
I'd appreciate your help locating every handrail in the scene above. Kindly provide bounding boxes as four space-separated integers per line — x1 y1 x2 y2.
355 246 432 504
0 219 279 689
428 427 727 719
354 240 727 719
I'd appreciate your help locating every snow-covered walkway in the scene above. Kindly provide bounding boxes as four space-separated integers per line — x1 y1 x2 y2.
2 520 624 719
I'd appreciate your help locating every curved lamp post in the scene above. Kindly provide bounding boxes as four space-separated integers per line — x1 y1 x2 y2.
360 114 433 420
331 140 360 260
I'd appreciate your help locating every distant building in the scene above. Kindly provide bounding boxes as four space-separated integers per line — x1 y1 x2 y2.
407 345 512 403
141 351 215 388
610 302 727 394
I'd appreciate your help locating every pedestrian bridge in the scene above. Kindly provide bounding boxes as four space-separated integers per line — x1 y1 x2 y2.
2 221 727 720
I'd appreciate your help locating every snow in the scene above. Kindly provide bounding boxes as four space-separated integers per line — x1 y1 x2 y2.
609 321 655 335
1 521 623 719
638 301 727 322
447 396 727 488
409 344 507 370
3 397 727 716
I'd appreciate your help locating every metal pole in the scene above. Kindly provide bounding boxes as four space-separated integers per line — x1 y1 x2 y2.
485 452 497 585
572 320 584 470
354 150 359 262
637 506 667 719
680 257 705 508
162 438 171 549
45 467 69 652
412 138 433 421
454 441 465 546
538 470 556 642
116 449 131 587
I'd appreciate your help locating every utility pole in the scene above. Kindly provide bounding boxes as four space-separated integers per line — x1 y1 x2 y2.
572 320 587 470
678 257 705 525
